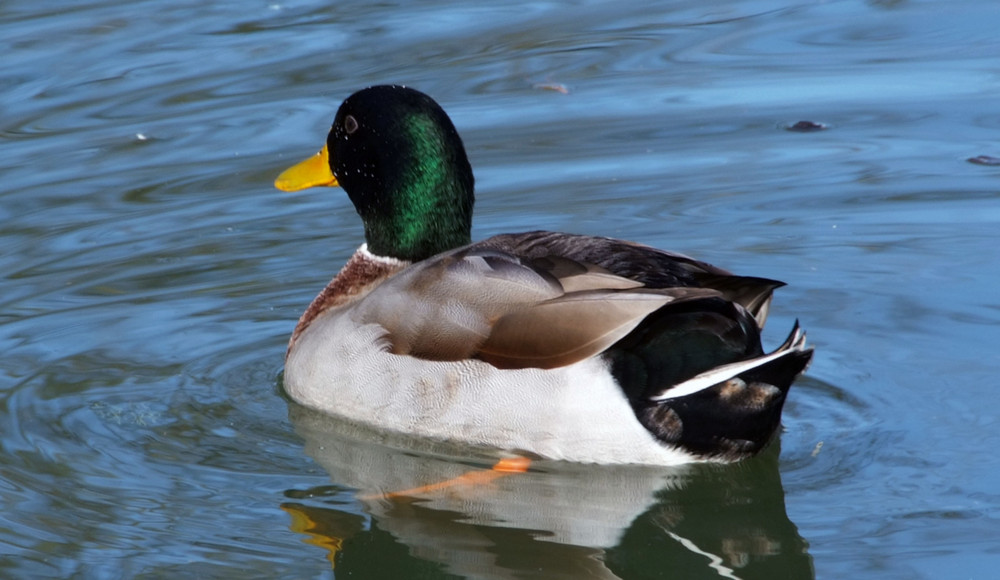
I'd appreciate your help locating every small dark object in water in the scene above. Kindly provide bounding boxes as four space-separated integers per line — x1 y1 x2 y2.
533 83 569 94
967 155 1000 166
785 120 828 132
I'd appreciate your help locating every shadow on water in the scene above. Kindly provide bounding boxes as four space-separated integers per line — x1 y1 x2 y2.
282 403 814 579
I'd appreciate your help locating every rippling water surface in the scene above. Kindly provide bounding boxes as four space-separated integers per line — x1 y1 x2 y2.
3 0 999 578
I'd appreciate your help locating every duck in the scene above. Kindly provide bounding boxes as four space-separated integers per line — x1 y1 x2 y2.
275 85 813 465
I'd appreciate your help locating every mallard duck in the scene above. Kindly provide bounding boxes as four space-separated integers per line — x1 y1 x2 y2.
275 85 813 465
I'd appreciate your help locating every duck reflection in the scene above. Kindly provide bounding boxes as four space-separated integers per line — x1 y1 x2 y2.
283 404 813 579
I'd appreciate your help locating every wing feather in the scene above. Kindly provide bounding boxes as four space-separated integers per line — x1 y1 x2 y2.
478 288 719 369
350 243 727 369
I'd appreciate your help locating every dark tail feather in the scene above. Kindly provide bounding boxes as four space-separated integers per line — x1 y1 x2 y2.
638 321 813 461
692 274 785 328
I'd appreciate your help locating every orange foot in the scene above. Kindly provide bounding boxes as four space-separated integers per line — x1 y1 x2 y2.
359 457 532 501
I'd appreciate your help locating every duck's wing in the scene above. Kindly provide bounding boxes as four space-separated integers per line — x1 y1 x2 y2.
479 231 784 327
349 245 721 369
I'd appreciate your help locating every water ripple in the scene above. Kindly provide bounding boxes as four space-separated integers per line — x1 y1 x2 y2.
3 0 1000 577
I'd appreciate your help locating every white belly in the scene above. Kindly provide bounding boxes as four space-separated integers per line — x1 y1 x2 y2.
284 310 700 465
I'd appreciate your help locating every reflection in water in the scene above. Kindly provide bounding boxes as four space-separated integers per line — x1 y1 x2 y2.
284 404 813 579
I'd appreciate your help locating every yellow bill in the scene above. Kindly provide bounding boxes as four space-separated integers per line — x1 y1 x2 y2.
274 144 339 191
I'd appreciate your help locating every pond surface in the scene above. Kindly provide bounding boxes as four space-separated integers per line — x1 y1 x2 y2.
3 0 1000 578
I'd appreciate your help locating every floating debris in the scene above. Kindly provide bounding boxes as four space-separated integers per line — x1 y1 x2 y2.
784 120 829 132
533 83 569 95
967 155 1000 166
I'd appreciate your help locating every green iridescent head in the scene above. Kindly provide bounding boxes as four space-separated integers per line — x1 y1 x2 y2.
276 85 474 261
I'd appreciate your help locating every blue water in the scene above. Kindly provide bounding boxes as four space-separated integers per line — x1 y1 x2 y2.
3 0 1000 578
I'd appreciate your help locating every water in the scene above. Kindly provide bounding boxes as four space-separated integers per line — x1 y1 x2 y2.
3 0 999 577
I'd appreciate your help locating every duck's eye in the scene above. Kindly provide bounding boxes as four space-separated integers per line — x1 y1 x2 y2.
344 115 358 135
